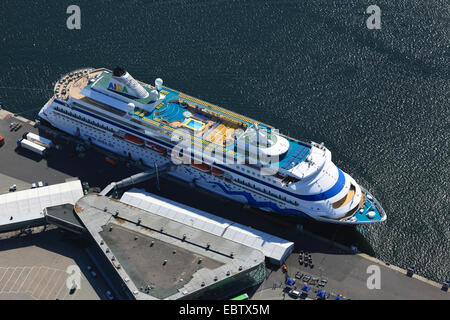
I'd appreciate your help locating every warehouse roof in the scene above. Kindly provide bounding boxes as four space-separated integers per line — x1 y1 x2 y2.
75 194 265 300
0 180 84 229
120 189 294 265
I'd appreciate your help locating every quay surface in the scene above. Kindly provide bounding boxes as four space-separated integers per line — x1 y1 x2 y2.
0 109 448 300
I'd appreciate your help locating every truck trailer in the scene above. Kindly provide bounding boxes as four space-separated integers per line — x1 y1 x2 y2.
23 132 53 149
17 138 47 156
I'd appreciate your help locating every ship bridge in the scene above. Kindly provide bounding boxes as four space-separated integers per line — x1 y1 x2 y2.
234 125 311 171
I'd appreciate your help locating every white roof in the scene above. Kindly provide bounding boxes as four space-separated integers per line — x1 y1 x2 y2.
120 188 294 264
0 180 84 227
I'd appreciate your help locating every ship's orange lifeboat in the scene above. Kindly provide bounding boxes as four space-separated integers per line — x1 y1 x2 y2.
191 161 210 173
145 141 158 148
155 145 166 154
125 133 144 146
211 167 224 176
145 140 166 153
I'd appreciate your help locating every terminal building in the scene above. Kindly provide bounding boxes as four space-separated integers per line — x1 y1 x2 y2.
0 179 294 300
75 193 268 299
120 189 294 266
0 179 83 232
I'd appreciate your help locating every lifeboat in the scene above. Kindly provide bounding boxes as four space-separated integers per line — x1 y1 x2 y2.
191 161 210 173
211 167 224 176
155 146 166 154
154 145 166 154
145 141 166 154
145 140 158 148
124 133 144 146
144 140 166 154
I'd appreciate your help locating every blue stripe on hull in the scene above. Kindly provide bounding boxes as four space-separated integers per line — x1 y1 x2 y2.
297 168 345 201
193 177 311 219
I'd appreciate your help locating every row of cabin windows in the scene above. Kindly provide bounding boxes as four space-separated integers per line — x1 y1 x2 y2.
56 112 113 147
72 102 174 146
55 109 99 133
55 106 113 133
234 177 298 205
71 102 142 132
120 142 164 163
235 165 279 185
56 107 165 165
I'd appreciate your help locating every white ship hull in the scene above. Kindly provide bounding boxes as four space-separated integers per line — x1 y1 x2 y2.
38 67 387 225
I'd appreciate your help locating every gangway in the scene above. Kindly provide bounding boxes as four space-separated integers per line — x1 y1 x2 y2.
100 162 172 196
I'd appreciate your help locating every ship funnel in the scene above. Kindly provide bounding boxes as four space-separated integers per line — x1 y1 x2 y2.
155 78 163 91
108 66 149 99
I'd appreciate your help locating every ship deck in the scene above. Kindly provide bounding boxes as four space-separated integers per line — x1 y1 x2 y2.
75 70 311 170
56 69 104 101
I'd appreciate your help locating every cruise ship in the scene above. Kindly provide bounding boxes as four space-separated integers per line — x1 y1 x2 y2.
38 67 386 224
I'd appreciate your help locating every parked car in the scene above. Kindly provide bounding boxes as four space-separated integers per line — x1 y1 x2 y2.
37 181 44 188
295 272 303 280
0 136 4 147
31 183 37 189
288 289 300 299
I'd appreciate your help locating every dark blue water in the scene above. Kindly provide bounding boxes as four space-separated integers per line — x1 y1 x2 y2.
0 0 448 282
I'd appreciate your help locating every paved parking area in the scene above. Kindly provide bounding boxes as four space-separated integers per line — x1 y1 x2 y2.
0 229 109 300
0 266 71 300
0 114 140 194
256 247 448 300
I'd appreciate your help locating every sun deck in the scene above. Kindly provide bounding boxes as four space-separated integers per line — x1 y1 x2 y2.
55 68 104 101
277 140 310 170
134 97 244 147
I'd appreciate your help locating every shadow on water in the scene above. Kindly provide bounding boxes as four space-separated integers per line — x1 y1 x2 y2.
300 220 376 257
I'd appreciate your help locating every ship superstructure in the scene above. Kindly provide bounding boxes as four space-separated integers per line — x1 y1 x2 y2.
38 67 386 224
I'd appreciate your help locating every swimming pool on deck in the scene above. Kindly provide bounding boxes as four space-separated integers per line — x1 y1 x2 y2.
184 118 206 131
